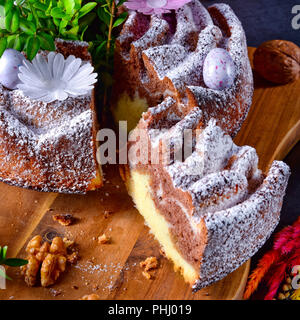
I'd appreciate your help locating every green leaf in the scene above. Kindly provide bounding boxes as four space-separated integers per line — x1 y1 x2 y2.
78 2 97 19
80 24 88 41
7 34 17 48
0 266 11 281
78 11 96 31
112 11 128 28
20 18 36 35
59 18 68 32
53 17 61 27
10 9 20 33
12 34 23 51
64 25 79 36
51 7 66 19
97 7 110 26
4 9 13 31
4 258 28 267
36 10 47 19
4 0 13 16
26 36 40 61
95 40 107 56
33 2 48 12
37 31 55 51
62 0 75 15
1 246 7 260
46 18 57 32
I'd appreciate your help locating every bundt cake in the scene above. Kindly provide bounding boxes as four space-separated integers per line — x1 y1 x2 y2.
112 1 253 135
121 97 290 290
0 40 103 194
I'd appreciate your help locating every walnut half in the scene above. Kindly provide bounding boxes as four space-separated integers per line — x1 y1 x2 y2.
21 236 68 287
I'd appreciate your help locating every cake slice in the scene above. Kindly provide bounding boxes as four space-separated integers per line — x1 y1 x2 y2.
121 98 290 290
0 40 103 193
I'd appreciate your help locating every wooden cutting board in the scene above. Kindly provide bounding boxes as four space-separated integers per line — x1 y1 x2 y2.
0 48 299 300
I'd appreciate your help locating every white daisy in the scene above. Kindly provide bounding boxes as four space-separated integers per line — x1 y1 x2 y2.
17 52 97 103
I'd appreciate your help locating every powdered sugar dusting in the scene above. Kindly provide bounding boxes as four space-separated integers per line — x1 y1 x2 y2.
115 0 253 137
0 40 99 193
130 102 290 290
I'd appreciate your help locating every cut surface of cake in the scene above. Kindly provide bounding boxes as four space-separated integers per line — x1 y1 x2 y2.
113 1 253 135
121 98 290 290
0 40 103 194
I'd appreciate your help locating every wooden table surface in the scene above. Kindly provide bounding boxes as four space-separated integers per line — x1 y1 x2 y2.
0 48 299 300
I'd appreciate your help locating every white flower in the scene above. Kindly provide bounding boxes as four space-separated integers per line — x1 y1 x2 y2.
17 52 97 103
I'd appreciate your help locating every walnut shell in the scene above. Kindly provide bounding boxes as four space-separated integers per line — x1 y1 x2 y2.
253 40 300 84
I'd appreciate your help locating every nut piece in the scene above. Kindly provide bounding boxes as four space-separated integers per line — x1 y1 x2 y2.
140 256 158 272
142 271 152 280
53 213 74 226
21 255 40 287
40 253 67 287
254 40 300 84
21 236 69 287
79 294 101 300
140 256 159 280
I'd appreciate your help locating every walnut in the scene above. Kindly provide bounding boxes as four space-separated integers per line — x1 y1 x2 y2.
25 235 43 256
52 213 74 226
21 255 40 287
79 294 101 300
50 237 67 256
21 236 69 287
40 253 66 287
254 40 300 84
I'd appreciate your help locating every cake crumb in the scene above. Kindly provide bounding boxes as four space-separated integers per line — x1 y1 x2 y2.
63 238 75 249
79 294 100 300
53 213 74 226
103 210 113 219
140 257 159 280
140 256 158 271
98 234 110 244
67 251 80 265
92 284 100 291
49 288 62 297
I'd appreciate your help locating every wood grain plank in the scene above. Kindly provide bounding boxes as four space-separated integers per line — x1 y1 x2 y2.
0 183 57 257
235 48 300 171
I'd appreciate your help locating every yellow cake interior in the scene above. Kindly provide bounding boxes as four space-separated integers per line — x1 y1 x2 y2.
126 169 198 284
113 92 148 132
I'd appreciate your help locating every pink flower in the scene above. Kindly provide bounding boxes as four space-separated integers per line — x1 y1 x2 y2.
125 0 191 15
